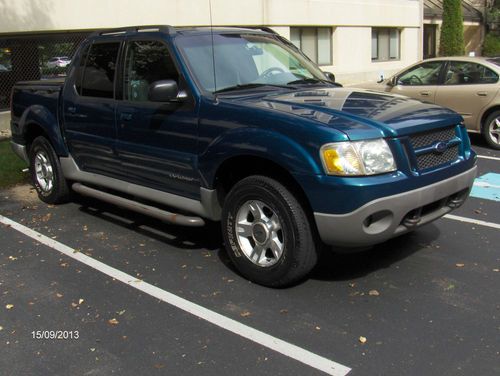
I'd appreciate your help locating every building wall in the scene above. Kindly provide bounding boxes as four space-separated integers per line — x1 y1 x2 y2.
0 0 424 85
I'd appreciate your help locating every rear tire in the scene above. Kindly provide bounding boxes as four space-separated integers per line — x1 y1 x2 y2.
482 111 500 150
29 136 70 204
221 175 318 287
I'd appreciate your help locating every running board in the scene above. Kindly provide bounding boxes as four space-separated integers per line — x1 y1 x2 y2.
72 183 205 227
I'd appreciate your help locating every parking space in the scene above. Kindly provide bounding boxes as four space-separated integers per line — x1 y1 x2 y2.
0 141 499 376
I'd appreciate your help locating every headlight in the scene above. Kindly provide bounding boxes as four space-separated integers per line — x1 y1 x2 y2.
320 139 396 176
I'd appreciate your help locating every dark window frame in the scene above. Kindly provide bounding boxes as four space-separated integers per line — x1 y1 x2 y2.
290 26 333 66
371 27 401 62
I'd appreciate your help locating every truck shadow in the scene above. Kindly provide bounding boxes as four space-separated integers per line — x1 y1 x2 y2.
73 193 441 283
74 194 223 252
311 225 441 282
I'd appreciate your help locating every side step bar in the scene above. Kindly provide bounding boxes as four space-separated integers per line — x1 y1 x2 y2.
72 183 205 227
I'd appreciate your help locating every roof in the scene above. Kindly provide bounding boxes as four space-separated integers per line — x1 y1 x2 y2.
424 0 483 23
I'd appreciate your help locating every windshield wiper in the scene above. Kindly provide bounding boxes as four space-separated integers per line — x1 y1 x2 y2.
286 78 332 85
214 83 295 94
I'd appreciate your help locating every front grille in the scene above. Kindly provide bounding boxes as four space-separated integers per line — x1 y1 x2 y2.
416 145 459 170
408 126 460 171
409 127 456 149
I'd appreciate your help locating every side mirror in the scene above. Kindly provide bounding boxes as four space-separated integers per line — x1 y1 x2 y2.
149 80 180 102
323 71 336 83
387 76 398 87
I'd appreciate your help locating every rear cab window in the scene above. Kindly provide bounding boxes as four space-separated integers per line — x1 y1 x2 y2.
80 42 120 98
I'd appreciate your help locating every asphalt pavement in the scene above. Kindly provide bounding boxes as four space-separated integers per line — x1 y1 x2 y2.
0 136 499 376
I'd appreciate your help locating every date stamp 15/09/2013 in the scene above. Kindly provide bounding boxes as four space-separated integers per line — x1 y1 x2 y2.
31 330 79 340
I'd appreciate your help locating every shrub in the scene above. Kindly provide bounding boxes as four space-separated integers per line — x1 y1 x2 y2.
439 0 465 56
483 33 500 56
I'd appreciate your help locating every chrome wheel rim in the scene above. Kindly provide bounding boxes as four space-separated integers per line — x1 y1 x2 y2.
34 151 54 193
488 117 500 145
235 200 285 267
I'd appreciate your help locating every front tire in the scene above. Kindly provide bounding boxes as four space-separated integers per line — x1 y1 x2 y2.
29 136 70 204
221 175 318 287
482 111 500 150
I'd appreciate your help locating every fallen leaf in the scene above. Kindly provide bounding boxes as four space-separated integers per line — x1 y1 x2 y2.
359 336 367 344
60 262 69 268
108 318 119 325
90 348 96 352
493 269 499 272
154 364 165 369
71 302 78 308
117 310 126 316
5 304 14 310
369 290 380 296
78 299 84 305
0 326 3 331
56 293 63 298
455 263 465 268
279 309 288 314
348 283 356 288
8 256 17 261
240 311 251 317
315 326 321 330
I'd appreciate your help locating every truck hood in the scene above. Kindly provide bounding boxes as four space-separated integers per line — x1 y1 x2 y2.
228 87 462 140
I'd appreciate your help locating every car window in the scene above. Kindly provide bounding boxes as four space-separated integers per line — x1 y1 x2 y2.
398 62 443 86
81 42 120 99
123 40 179 102
444 61 499 85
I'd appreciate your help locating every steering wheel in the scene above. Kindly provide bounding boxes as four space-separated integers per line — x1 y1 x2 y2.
409 75 423 85
260 67 285 79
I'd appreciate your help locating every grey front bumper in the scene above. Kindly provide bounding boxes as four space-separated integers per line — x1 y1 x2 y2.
314 165 477 247
10 141 29 163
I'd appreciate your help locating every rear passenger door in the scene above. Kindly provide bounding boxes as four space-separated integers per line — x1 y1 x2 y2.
63 40 123 178
115 38 200 199
435 61 499 130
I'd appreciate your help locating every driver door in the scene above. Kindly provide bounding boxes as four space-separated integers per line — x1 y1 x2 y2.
388 61 445 103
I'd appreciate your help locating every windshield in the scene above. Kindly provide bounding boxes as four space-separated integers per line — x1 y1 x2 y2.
175 33 328 93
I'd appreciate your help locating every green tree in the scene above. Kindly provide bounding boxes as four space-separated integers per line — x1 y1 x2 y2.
439 0 465 56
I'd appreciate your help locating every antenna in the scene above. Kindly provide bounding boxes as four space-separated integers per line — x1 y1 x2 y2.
209 0 217 93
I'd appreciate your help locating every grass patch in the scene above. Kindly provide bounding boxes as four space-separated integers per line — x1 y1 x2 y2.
0 140 29 189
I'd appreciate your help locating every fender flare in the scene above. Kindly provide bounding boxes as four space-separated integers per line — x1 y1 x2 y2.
199 127 322 188
19 104 68 156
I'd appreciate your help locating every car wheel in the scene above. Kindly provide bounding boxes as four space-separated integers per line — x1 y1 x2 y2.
29 136 70 204
483 111 500 150
221 175 318 287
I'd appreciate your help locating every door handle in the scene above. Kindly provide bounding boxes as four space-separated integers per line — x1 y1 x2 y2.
120 112 133 121
477 91 488 97
420 91 430 97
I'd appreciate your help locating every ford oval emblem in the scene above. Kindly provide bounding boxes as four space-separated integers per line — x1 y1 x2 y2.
433 141 448 154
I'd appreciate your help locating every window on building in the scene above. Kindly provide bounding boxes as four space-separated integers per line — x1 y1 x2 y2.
290 27 332 66
123 40 179 102
372 28 400 62
81 42 120 98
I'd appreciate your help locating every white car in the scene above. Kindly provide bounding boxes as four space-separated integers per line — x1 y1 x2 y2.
46 56 71 68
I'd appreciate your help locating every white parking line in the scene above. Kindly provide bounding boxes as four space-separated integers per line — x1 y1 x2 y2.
0 214 351 376
444 214 500 230
477 155 500 161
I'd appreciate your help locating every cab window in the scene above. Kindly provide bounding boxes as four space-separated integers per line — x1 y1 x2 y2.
123 40 179 102
81 42 120 98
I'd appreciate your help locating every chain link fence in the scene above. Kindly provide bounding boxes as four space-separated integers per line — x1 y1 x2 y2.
0 32 91 110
